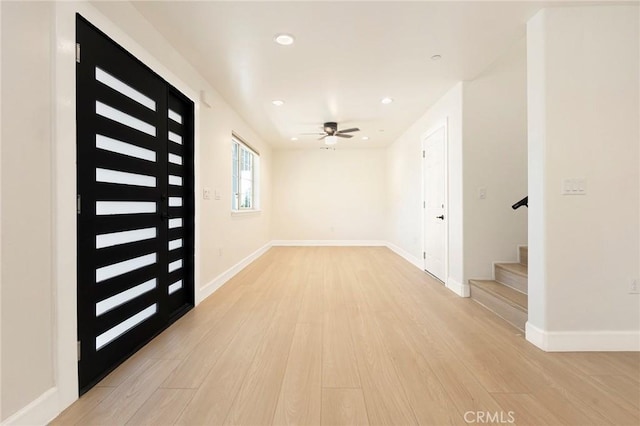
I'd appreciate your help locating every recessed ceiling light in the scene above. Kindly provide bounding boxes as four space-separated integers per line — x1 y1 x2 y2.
271 100 284 106
381 97 393 105
431 54 442 61
274 33 295 46
361 136 369 141
290 137 298 141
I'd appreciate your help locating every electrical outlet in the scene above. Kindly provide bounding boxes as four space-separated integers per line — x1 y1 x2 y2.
218 248 223 257
630 279 639 294
203 188 211 200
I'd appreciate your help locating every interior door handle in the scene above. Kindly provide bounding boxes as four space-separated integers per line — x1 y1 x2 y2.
436 215 445 220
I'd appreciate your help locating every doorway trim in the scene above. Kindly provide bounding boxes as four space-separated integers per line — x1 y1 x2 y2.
421 119 449 285
52 1 201 419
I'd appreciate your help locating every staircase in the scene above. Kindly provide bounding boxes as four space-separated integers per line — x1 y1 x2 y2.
469 246 528 331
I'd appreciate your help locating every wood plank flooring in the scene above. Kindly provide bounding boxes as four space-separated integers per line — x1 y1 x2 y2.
51 247 640 425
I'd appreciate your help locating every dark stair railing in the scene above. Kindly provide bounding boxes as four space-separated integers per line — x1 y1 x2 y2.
512 196 528 210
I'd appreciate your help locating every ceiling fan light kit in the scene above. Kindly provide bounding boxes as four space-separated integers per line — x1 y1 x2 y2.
325 136 338 145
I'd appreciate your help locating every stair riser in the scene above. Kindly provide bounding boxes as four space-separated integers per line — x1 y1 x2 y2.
471 286 527 332
495 266 527 294
519 246 528 266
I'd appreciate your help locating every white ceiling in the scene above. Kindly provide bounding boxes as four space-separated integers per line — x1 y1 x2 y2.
132 1 546 149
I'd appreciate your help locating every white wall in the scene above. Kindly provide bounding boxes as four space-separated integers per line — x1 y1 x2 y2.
387 83 464 293
1 1 55 419
271 148 386 242
462 37 528 284
1 0 273 423
527 6 640 350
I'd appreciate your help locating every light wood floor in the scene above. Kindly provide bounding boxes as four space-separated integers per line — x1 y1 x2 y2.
51 247 640 425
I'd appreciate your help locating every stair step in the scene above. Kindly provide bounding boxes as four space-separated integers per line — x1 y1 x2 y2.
469 279 528 331
519 246 528 266
495 262 528 294
470 280 528 310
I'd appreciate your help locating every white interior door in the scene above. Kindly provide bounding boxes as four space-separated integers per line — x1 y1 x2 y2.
423 124 447 282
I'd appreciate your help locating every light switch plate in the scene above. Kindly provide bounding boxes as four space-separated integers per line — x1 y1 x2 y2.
562 178 587 195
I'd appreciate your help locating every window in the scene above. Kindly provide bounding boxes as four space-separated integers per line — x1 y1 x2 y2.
232 136 259 211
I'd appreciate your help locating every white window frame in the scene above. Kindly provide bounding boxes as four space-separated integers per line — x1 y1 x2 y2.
232 135 260 212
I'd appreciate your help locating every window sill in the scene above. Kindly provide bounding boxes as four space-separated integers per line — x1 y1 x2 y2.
231 209 262 216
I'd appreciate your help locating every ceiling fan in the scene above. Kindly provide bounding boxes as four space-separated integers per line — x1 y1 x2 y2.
301 122 360 145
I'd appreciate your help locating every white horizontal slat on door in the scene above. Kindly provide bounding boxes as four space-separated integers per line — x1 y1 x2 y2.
168 109 182 124
95 252 156 283
168 218 182 229
96 168 156 187
168 259 183 273
96 227 156 249
96 134 156 162
96 201 156 216
168 197 182 207
96 101 156 136
169 175 182 186
168 153 182 165
168 131 183 145
95 278 157 316
95 304 157 350
168 239 182 251
168 280 183 294
95 67 156 111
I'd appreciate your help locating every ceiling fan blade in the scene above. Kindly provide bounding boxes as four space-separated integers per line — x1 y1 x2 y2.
336 134 353 138
318 135 328 140
300 133 326 135
336 127 360 134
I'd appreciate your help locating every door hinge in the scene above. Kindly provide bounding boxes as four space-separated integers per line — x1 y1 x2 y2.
77 341 81 361
423 252 426 259
76 43 81 63
422 150 425 158
423 201 426 208
77 194 81 214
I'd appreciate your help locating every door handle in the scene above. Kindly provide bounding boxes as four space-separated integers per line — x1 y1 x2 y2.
436 215 445 220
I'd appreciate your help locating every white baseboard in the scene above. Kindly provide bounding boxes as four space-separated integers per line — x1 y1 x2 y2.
525 322 546 349
1 387 58 426
196 242 272 304
526 321 640 351
271 240 386 247
385 242 423 270
446 276 470 297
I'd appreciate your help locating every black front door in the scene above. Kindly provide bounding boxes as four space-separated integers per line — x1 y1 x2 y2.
76 14 194 393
